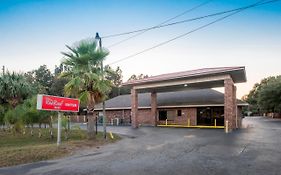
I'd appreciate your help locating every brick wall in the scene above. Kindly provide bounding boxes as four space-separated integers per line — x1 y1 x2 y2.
173 108 196 125
71 106 243 128
104 110 131 125
138 109 155 126
93 109 154 126
95 107 198 126
93 110 131 125
70 115 87 123
158 107 197 126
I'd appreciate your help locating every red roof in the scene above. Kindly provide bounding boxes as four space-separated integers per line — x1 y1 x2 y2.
123 66 246 86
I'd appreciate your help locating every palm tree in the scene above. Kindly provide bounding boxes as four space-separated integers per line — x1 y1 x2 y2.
60 39 111 139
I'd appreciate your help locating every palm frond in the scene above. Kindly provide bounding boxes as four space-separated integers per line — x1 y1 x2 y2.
78 91 90 106
65 45 79 57
61 51 74 59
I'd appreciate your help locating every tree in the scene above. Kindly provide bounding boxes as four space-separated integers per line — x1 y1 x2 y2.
49 77 69 96
244 76 281 115
54 64 64 76
34 65 54 92
105 66 122 87
60 38 111 139
105 66 127 98
128 73 149 81
24 65 54 94
257 76 281 114
0 72 34 108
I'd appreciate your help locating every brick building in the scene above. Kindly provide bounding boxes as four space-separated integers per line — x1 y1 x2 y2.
95 66 247 133
95 89 247 127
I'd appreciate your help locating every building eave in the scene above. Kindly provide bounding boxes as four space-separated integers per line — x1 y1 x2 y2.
95 103 248 111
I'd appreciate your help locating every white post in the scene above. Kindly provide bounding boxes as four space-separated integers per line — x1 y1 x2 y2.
116 118 119 126
225 120 229 133
57 112 62 146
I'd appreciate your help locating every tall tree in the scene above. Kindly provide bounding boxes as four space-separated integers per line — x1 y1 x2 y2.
25 65 54 94
34 65 54 94
105 66 127 98
49 77 69 96
60 39 111 139
244 76 281 115
105 66 123 87
257 76 281 114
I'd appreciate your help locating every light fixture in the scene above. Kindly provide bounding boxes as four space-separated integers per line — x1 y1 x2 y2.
184 84 188 87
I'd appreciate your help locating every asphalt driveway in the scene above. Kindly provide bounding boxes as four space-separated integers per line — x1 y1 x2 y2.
1 117 281 175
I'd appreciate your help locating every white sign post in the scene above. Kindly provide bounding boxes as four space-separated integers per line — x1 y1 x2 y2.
36 94 80 147
57 112 62 146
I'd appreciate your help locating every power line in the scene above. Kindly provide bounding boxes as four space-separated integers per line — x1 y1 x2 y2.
107 0 214 48
102 0 273 39
107 0 277 66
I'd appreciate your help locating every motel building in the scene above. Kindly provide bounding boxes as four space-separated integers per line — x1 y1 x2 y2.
95 66 248 133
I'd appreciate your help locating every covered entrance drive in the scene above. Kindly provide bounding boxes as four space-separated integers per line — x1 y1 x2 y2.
122 67 247 133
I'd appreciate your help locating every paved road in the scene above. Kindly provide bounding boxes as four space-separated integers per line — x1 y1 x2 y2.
1 117 281 175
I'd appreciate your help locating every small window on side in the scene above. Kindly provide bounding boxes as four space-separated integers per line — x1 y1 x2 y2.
177 110 182 117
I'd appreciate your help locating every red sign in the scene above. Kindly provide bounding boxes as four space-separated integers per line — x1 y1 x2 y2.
37 95 80 112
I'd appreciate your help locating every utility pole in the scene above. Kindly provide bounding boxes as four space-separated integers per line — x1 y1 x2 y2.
95 32 107 139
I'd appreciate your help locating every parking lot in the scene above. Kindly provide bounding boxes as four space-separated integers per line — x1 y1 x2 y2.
1 116 281 175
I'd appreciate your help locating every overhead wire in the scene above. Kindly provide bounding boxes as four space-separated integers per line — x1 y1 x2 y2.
102 0 273 39
106 0 278 66
106 0 214 48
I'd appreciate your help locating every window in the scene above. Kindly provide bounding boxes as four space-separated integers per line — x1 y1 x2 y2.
177 110 182 116
159 111 167 120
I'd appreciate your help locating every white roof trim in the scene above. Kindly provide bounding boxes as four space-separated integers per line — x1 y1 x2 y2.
95 103 248 111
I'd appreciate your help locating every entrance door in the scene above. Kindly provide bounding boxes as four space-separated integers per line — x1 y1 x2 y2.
158 110 176 121
197 107 224 126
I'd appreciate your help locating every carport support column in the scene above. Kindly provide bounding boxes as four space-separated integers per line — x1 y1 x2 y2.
151 92 157 126
131 89 139 128
233 85 238 129
224 78 236 133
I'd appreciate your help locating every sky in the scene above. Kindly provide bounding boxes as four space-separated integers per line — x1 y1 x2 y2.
0 0 280 98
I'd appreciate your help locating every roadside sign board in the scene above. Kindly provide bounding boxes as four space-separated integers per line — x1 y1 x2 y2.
37 94 80 112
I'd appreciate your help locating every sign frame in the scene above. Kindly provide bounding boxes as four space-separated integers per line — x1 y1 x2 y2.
37 94 80 113
37 94 80 146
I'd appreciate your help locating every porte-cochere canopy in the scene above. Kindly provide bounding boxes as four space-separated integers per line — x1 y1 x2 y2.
122 66 247 132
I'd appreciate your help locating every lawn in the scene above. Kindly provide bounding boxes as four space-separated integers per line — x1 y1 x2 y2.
0 127 120 167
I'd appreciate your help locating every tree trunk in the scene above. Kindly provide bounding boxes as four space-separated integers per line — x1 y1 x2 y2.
87 93 96 140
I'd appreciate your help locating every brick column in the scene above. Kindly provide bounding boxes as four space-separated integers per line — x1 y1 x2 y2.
151 92 157 126
233 85 237 129
237 107 242 128
131 89 139 128
187 108 197 126
224 78 236 132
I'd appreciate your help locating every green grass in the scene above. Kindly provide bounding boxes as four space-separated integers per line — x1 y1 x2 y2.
0 128 120 167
